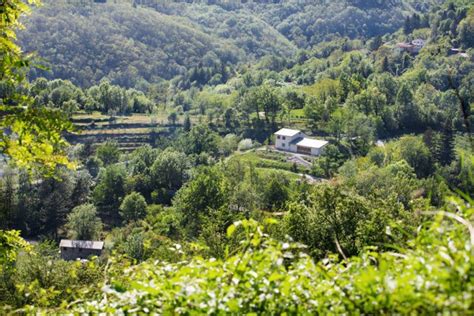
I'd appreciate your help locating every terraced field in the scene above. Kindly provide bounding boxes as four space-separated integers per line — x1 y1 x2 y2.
66 110 310 153
66 113 175 151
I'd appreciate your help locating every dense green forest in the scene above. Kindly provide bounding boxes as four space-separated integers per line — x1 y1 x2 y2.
20 0 463 88
1 0 474 314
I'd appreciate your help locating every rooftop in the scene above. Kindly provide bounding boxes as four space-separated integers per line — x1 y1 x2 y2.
290 137 304 145
275 128 301 137
60 239 104 250
397 43 414 48
296 138 328 149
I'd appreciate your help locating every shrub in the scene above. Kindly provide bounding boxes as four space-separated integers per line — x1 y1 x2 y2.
238 138 254 151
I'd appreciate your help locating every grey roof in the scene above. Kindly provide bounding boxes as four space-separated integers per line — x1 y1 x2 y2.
60 239 104 250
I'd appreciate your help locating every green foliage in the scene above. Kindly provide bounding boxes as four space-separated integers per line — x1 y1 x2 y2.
312 144 347 178
96 141 120 166
119 192 147 223
0 168 92 237
30 78 154 114
93 164 127 226
6 242 103 309
0 0 74 176
180 125 220 157
458 8 474 48
262 174 289 212
150 149 189 194
218 133 240 157
174 166 229 236
1 1 473 313
285 183 413 259
66 204 102 240
21 197 474 314
0 230 31 271
167 111 178 125
395 135 434 178
183 114 191 132
20 3 243 88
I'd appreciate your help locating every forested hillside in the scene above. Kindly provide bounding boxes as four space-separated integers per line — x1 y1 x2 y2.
1 0 474 314
19 4 243 88
19 0 452 88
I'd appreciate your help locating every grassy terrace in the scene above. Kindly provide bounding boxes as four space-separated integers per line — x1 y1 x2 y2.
67 111 215 151
228 150 313 180
67 112 167 150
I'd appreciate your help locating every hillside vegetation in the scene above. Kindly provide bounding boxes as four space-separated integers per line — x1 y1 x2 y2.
20 4 243 87
1 0 474 314
19 0 443 88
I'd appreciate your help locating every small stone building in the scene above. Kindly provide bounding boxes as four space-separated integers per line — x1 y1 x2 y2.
60 239 104 261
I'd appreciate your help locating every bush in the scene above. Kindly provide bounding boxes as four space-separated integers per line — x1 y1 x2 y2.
238 138 254 151
29 197 474 314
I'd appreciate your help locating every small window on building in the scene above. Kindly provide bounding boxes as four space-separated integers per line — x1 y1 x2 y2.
282 143 285 147
282 136 286 140
277 135 280 139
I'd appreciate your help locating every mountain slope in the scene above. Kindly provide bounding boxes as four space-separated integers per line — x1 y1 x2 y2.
18 0 446 88
18 2 298 88
19 4 245 87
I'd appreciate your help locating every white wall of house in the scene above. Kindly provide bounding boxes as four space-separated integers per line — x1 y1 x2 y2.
311 146 325 156
275 132 303 151
289 143 298 152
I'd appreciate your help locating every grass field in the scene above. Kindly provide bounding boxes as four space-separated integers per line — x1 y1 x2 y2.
229 150 311 178
290 108 305 118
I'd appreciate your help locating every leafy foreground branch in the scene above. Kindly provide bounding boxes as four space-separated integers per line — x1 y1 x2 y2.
1 0 74 176
3 196 471 314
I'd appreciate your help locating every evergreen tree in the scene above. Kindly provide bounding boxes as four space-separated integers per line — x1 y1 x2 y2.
439 119 455 166
380 56 390 73
369 35 383 51
404 16 412 34
396 83 420 131
183 114 192 132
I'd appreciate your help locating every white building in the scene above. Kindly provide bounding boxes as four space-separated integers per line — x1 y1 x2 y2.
411 39 425 47
396 39 426 54
274 128 328 156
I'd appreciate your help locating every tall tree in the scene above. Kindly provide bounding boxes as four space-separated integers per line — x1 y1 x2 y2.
440 119 455 166
183 114 192 132
66 204 102 240
174 167 229 236
0 169 18 229
93 165 127 226
119 192 147 223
